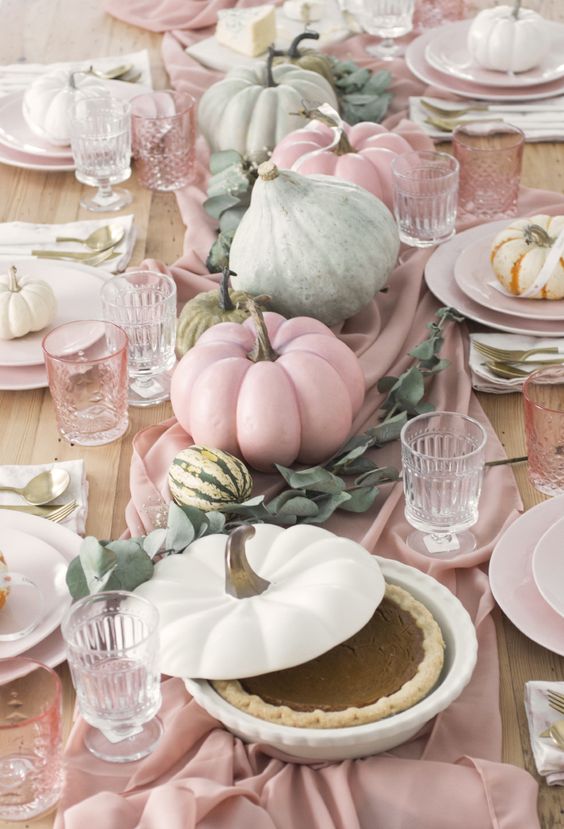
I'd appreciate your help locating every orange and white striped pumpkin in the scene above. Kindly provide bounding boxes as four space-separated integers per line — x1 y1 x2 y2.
491 215 564 300
0 552 9 610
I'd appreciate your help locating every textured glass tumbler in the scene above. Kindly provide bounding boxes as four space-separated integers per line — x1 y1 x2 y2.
0 658 63 822
356 0 415 59
413 0 465 31
453 122 524 220
70 96 132 212
100 270 177 407
42 320 129 446
523 366 564 496
401 411 487 556
62 591 162 764
131 90 196 191
392 151 459 247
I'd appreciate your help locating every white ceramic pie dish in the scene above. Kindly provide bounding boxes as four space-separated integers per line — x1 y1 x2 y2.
186 556 478 761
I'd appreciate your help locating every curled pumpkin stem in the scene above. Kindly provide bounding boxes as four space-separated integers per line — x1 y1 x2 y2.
296 102 356 156
524 224 553 248
218 266 237 312
225 525 271 599
8 266 20 293
287 30 320 58
245 297 278 362
266 45 286 88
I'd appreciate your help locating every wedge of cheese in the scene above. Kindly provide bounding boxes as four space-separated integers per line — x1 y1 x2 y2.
216 4 277 57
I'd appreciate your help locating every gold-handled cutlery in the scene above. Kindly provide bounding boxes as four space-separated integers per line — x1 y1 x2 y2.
31 247 120 266
473 341 561 362
0 500 78 522
0 468 70 505
421 98 564 118
54 224 125 251
88 63 134 80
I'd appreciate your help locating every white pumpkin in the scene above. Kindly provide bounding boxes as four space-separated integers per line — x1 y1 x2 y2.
198 48 338 163
22 69 107 146
229 161 400 325
467 3 549 74
0 266 57 339
134 523 385 679
491 215 564 299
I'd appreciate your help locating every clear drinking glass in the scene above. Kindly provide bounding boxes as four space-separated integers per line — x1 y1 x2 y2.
401 411 487 556
42 320 129 446
523 366 564 496
70 96 132 212
392 150 459 247
100 270 177 407
356 0 415 59
0 658 63 821
453 122 525 220
61 591 162 764
131 90 197 191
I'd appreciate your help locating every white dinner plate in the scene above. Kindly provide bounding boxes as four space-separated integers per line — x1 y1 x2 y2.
490 495 564 656
0 92 74 158
0 527 70 659
532 515 564 618
0 258 112 368
425 218 564 337
406 23 564 102
425 20 564 88
454 233 564 321
0 512 80 680
0 139 75 171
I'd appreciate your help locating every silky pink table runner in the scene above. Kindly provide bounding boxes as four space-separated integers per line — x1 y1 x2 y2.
53 3 564 826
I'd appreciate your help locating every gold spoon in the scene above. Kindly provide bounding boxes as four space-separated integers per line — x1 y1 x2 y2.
54 224 125 251
540 720 564 749
88 63 134 80
0 468 71 505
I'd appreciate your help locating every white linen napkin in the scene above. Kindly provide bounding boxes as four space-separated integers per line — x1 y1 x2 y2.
409 97 564 143
0 214 136 273
0 460 88 535
0 49 153 96
525 681 564 786
469 332 564 394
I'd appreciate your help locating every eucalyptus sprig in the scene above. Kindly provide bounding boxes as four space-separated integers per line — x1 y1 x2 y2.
328 58 392 125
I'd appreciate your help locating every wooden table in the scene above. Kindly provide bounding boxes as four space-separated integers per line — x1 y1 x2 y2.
0 2 563 826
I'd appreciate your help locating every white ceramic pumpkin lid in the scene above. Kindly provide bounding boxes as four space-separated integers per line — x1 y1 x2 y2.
135 523 385 679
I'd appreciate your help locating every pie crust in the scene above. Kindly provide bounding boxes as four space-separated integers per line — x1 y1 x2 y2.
212 584 445 729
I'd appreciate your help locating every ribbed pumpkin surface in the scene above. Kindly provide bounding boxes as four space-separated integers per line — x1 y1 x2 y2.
168 446 252 511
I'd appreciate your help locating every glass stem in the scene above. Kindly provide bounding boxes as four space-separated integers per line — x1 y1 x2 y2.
95 179 115 204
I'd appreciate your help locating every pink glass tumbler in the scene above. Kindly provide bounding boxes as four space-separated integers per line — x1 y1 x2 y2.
131 90 196 191
523 366 564 496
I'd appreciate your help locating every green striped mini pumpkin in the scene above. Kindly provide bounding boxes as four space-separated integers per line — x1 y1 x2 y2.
168 445 253 512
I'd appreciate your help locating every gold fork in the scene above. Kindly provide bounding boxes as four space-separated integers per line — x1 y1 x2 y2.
425 114 500 133
483 361 530 380
47 500 78 523
421 99 490 118
548 690 564 714
31 247 120 266
473 340 561 362
0 500 78 521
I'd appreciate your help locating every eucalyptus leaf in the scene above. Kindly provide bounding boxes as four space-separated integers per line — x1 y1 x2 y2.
366 412 408 445
80 536 117 593
302 491 352 524
143 528 167 558
408 339 436 361
354 467 399 487
219 205 248 234
338 486 380 513
209 150 243 175
274 464 345 494
394 366 425 409
66 556 89 600
178 504 209 536
267 490 319 517
332 457 378 476
377 376 397 393
204 511 226 534
203 193 240 221
111 546 154 592
166 502 196 552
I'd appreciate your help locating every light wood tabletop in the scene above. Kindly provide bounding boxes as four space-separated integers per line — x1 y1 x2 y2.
0 1 563 827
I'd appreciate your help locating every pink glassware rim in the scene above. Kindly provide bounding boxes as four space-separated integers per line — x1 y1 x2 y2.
41 319 128 365
523 365 564 413
452 122 525 153
130 89 196 121
99 269 176 310
391 150 459 180
401 410 487 460
61 590 160 653
0 656 61 730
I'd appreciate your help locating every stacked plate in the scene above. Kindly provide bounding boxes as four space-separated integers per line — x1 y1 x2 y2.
0 511 80 681
425 210 564 337
406 19 564 102
0 258 112 391
490 494 564 656
0 91 74 171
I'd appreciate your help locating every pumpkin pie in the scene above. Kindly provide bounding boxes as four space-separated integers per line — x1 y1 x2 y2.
212 583 445 728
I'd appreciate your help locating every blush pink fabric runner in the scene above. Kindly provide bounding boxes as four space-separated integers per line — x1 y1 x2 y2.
53 3 564 826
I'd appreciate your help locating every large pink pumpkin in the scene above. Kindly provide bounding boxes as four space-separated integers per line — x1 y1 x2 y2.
272 120 423 211
170 308 365 472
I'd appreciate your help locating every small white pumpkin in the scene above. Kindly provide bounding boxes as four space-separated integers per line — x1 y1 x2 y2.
229 160 400 325
134 523 385 679
0 266 57 340
491 215 564 299
467 2 549 74
22 69 107 146
198 47 338 163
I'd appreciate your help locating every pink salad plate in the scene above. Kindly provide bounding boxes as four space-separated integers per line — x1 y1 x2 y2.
425 20 564 89
0 363 47 391
0 258 112 369
0 92 74 158
0 512 80 681
532 515 564 619
425 220 564 337
0 139 74 171
490 494 564 656
406 22 564 101
454 233 564 322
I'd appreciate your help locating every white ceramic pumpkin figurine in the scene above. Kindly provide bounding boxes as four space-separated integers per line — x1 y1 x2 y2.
198 46 338 163
467 0 549 74
229 160 400 325
0 266 57 339
491 215 564 299
23 69 107 146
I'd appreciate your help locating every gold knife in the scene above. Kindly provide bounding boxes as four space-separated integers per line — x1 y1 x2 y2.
0 503 67 516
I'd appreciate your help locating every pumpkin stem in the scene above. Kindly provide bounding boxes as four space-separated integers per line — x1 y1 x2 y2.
246 298 278 362
524 223 553 247
298 102 355 155
219 267 237 312
513 0 522 19
287 30 320 58
257 160 280 181
8 266 20 293
266 45 285 88
225 525 271 599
